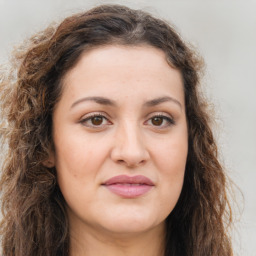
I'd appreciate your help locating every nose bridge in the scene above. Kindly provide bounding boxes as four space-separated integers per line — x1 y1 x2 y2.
111 119 149 167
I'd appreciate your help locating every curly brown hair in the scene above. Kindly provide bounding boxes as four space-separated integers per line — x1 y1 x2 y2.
0 4 233 256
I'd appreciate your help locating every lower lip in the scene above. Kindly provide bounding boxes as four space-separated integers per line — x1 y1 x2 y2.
104 184 153 198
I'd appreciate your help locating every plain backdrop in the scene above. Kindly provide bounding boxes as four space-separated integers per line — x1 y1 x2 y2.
0 0 256 255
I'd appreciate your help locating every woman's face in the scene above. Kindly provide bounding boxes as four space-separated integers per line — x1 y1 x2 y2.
51 45 188 237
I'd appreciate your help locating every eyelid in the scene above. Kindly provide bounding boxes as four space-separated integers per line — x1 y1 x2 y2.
146 112 174 121
144 112 175 128
79 112 112 128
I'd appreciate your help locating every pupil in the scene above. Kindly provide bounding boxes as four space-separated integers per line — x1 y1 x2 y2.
152 117 163 126
92 116 103 125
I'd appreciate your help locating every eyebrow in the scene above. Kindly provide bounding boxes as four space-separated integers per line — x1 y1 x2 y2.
70 96 182 109
70 96 116 109
143 96 182 109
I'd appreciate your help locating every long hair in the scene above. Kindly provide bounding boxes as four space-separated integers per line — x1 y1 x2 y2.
0 4 233 256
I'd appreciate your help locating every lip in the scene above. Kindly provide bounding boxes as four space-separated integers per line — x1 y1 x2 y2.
102 175 154 198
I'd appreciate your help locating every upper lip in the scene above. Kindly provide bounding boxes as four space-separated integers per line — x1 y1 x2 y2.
103 175 154 186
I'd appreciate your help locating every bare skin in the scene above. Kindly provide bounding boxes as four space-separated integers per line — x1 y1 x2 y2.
69 219 165 256
49 45 188 256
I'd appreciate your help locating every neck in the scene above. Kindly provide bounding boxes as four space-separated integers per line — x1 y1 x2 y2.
69 222 166 256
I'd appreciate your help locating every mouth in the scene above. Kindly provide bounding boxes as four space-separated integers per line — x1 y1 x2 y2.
102 175 154 198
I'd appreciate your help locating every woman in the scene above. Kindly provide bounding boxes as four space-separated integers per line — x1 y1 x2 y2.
0 4 233 256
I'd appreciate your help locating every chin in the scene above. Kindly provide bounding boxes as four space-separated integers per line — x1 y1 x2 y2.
99 212 164 235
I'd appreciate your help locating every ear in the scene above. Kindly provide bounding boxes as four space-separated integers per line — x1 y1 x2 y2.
43 152 55 168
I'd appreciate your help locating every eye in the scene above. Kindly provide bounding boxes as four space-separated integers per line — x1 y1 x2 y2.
151 116 165 126
145 114 175 129
80 113 112 128
90 116 104 126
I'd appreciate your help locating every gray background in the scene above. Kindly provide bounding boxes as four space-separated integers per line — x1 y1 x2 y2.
0 0 255 255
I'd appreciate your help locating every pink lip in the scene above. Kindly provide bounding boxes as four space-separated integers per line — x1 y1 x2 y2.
102 175 154 198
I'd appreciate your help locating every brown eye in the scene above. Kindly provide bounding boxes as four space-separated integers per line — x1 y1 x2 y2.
151 116 164 126
145 114 175 129
80 114 111 128
91 116 104 126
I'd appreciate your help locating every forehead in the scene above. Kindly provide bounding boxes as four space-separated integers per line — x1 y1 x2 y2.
61 45 184 105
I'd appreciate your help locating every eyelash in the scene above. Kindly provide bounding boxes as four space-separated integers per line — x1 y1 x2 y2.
79 113 175 129
79 113 111 128
145 114 175 128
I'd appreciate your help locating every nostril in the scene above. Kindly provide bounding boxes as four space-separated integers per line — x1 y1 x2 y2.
110 136 150 167
116 158 146 168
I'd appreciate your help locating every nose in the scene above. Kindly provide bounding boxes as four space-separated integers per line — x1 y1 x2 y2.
110 123 150 168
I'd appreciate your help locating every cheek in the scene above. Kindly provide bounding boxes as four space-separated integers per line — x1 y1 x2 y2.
53 133 112 209
54 139 100 214
151 133 188 209
53 131 107 178
153 133 188 174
